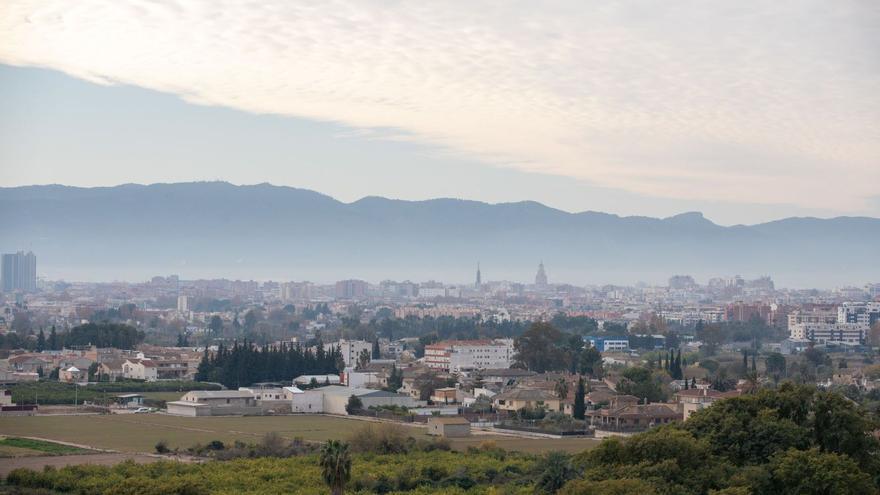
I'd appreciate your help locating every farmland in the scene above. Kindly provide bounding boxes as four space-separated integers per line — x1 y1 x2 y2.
0 414 598 454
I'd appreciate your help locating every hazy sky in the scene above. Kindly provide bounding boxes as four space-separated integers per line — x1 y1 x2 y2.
1 1 878 225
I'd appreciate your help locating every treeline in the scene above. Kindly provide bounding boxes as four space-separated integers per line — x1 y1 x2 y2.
11 380 220 405
366 314 529 342
0 323 144 351
194 341 342 388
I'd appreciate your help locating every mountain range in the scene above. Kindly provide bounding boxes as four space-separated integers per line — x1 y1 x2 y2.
1 182 877 287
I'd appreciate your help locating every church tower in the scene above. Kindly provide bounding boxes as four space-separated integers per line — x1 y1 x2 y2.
475 262 482 289
535 261 548 288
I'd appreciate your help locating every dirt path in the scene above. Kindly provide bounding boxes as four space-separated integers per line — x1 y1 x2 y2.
0 453 163 478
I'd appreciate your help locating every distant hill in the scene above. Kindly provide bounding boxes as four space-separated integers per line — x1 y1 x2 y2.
1 182 877 287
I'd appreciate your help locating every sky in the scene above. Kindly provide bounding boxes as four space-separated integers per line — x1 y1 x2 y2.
1 0 878 226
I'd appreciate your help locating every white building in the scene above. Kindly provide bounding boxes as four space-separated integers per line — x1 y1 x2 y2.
122 359 158 382
325 340 372 367
787 309 837 330
177 295 188 312
789 322 867 346
425 339 514 372
291 385 417 415
838 302 880 326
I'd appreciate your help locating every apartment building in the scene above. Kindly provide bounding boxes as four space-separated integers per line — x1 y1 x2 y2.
324 340 372 367
789 322 867 345
425 339 514 372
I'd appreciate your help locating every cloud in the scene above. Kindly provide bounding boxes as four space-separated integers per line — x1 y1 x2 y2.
1 0 878 212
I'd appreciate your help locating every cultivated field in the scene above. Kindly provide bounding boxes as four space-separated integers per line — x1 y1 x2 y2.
0 414 598 454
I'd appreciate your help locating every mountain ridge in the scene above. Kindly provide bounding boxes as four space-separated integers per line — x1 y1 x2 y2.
1 182 877 287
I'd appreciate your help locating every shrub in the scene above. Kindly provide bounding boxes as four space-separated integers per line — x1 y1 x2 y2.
154 440 170 454
348 423 410 454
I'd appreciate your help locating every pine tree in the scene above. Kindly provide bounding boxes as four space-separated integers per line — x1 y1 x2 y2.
36 328 46 352
751 353 757 372
573 377 586 420
372 339 380 360
49 326 58 350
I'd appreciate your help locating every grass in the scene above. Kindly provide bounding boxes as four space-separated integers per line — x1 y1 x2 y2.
0 414 598 454
0 437 93 457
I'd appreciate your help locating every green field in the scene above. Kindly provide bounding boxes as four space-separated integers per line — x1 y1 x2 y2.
0 437 93 457
0 414 597 454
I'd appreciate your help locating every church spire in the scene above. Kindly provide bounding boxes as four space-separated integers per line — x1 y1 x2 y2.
475 262 482 289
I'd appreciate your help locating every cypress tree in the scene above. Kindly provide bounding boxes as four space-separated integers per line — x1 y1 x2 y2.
573 377 586 420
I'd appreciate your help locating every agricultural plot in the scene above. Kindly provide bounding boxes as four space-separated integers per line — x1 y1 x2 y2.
0 437 94 457
0 414 598 454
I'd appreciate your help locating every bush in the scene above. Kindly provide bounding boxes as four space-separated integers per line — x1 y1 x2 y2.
348 423 411 454
154 440 170 454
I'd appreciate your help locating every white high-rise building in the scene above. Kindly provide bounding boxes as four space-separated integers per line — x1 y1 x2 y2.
177 295 189 312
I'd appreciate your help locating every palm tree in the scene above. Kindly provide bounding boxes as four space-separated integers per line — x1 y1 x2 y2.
319 440 351 495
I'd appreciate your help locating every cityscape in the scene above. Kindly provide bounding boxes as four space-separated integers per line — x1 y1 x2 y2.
2 1 879 494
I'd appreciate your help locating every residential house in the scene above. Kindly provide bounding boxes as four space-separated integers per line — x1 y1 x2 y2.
674 388 740 420
122 359 158 382
59 366 85 383
493 387 562 413
586 395 681 432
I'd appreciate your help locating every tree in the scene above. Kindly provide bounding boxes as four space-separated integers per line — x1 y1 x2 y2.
573 377 586 420
356 349 371 370
371 339 380 360
209 315 223 333
555 378 569 400
345 395 363 415
811 391 880 469
385 365 403 392
48 326 58 350
87 362 99 381
767 448 873 495
36 328 45 352
579 346 603 378
803 345 830 368
514 322 568 373
698 323 723 356
243 310 259 332
319 440 352 495
615 367 664 403
535 451 575 494
766 353 786 383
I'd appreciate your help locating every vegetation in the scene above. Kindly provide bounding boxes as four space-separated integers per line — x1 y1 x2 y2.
0 437 92 456
9 380 220 405
320 440 352 495
5 385 877 494
194 340 342 388
0 322 144 351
